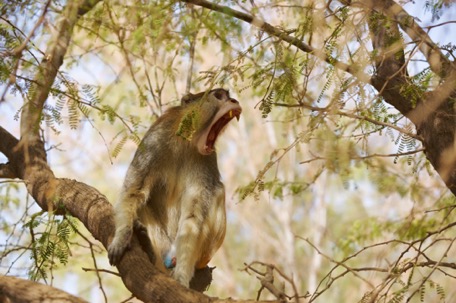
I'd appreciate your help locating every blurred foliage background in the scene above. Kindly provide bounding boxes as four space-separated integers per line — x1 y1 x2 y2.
1 0 456 302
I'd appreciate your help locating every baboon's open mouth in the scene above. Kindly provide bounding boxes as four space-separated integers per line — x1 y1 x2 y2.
204 108 241 154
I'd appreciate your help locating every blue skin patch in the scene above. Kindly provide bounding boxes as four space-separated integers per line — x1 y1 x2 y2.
164 245 176 268
164 255 176 268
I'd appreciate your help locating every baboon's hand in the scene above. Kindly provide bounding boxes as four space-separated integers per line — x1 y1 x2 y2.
108 227 132 266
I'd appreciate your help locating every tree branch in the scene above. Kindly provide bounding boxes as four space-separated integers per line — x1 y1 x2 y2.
9 0 52 57
362 0 456 195
362 0 416 120
409 70 456 126
0 163 17 179
368 0 454 76
179 0 371 83
0 126 20 160
273 102 419 140
19 0 99 142
0 276 89 303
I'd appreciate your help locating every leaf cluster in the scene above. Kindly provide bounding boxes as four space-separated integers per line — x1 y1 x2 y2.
24 214 77 281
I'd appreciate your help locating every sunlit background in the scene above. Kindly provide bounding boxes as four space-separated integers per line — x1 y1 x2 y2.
1 1 456 302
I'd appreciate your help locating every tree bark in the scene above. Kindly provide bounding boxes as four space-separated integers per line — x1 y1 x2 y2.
0 276 88 303
364 0 456 195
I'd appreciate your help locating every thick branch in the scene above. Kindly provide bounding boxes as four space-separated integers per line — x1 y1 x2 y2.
19 0 101 142
365 1 414 119
413 71 456 194
409 70 456 126
0 126 20 160
0 163 17 178
360 0 454 76
363 0 456 195
0 276 88 303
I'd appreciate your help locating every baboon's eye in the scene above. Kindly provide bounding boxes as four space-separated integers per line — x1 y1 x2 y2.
213 89 226 100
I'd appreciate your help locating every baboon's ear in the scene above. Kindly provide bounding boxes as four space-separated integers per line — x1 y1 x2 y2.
181 93 200 105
